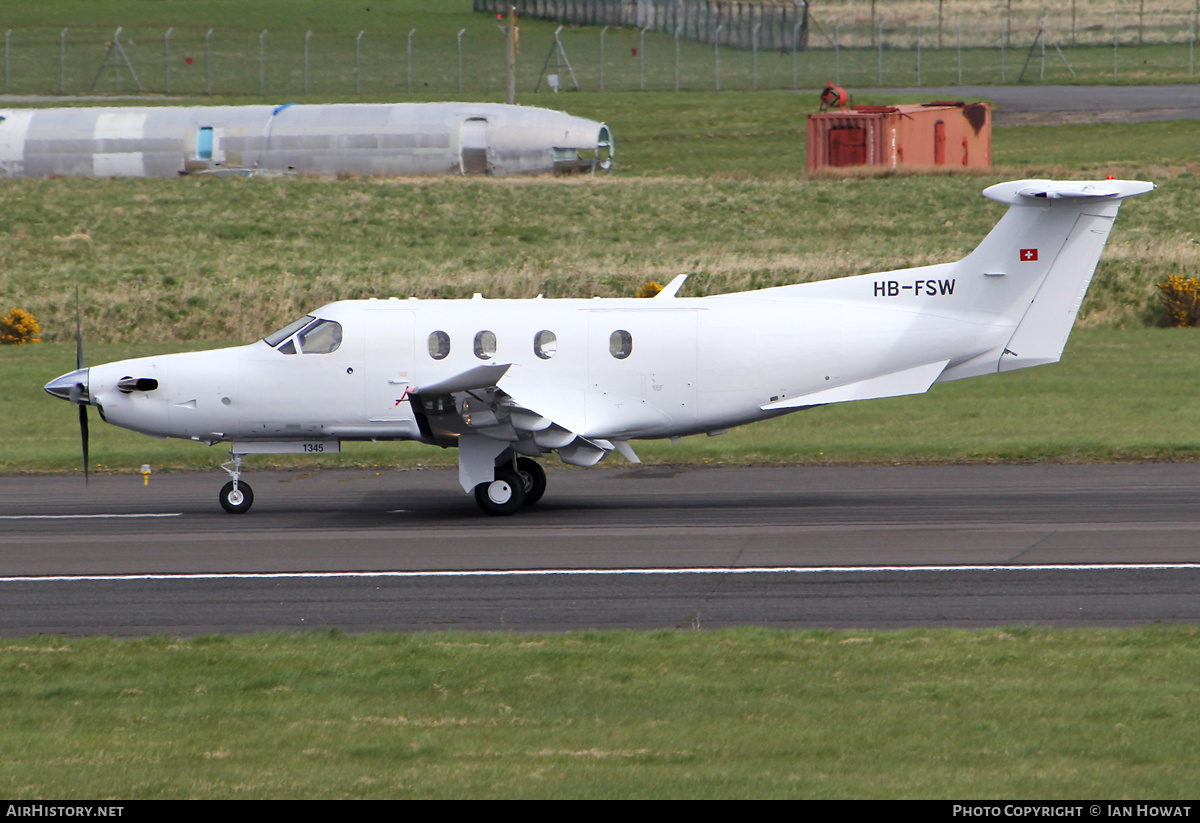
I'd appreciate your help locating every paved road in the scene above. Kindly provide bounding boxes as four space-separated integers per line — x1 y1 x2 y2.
859 84 1200 124
2 464 1198 634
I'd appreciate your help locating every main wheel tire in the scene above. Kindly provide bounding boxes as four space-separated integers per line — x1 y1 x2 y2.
515 457 547 507
219 480 254 514
473 466 526 516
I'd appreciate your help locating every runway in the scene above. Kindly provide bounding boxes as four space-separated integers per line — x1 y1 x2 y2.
2 464 1198 635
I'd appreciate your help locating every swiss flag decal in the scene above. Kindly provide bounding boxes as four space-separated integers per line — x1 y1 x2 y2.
1020 248 1039 262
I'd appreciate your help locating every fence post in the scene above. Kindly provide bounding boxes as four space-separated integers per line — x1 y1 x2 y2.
834 22 841 86
916 23 921 86
753 23 761 90
714 23 723 90
61 29 68 93
304 30 311 94
675 24 681 91
457 29 465 94
877 21 883 85
1040 20 1046 81
1113 13 1118 78
793 20 803 89
600 26 607 92
1000 26 1005 83
164 28 172 93
640 26 647 91
1191 12 1195 79
259 30 267 95
356 31 364 94
206 29 213 94
407 29 415 94
956 19 962 84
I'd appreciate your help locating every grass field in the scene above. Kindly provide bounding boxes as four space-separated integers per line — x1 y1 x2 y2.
2 0 1198 96
3 627 1199 799
2 113 1196 347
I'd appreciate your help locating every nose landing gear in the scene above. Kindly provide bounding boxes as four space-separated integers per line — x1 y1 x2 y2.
219 451 253 514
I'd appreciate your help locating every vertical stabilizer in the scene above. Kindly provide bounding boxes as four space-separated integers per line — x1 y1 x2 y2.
940 179 1153 380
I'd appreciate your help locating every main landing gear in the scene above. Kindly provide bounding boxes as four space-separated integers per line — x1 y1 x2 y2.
219 452 254 514
473 456 547 516
212 449 547 517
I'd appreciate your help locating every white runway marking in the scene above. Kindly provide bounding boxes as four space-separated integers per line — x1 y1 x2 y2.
0 513 183 520
1 563 1198 583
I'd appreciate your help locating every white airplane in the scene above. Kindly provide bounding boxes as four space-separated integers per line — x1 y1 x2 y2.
45 178 1152 515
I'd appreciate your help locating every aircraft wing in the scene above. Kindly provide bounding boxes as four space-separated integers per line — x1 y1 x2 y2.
408 364 634 491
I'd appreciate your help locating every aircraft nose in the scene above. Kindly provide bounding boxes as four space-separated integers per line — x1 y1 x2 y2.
44 367 90 403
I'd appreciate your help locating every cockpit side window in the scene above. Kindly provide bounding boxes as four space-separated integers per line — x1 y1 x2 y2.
265 315 316 347
298 319 343 354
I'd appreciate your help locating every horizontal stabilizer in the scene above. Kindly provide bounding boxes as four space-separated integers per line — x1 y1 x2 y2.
983 179 1155 205
761 360 949 411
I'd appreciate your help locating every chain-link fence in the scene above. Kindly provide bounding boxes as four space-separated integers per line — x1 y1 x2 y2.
2 7 1197 98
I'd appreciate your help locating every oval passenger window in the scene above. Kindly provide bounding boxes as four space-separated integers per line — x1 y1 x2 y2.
428 330 451 360
534 330 557 360
474 330 497 360
609 329 632 360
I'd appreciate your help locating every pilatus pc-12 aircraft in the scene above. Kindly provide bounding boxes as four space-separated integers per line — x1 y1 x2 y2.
46 179 1153 515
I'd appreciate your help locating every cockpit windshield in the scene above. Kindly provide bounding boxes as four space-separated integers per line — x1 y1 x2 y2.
263 315 343 355
264 316 315 347
297 319 342 354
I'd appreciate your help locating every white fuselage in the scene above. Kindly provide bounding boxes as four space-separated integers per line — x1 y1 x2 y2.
87 280 1009 449
49 179 1154 513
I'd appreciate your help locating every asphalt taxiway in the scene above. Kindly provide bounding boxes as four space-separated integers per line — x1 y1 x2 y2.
2 464 1198 634
862 84 1200 125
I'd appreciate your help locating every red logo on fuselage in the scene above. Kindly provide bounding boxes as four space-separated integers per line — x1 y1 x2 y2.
1020 248 1039 261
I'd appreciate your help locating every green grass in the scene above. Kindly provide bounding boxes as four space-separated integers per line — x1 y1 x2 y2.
1 627 1198 799
6 328 1200 473
2 0 1198 96
1 152 1192 348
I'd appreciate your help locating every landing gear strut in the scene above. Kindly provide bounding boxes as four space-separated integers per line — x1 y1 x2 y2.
219 452 254 514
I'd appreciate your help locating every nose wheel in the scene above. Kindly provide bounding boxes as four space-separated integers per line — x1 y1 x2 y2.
218 451 254 514
219 480 254 514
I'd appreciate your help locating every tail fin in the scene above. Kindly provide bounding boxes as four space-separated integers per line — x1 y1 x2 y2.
940 179 1153 380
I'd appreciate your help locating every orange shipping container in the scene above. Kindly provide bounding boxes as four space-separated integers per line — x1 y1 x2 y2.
806 102 991 173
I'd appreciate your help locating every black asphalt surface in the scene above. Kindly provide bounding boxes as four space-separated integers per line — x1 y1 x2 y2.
859 84 1200 124
2 464 1198 634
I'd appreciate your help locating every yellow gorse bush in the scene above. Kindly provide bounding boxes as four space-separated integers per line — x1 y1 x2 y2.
0 308 41 345
1156 274 1200 328
635 280 665 298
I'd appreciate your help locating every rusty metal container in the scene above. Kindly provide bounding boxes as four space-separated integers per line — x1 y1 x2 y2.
806 101 991 173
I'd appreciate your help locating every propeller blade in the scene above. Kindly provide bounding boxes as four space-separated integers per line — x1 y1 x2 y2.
75 287 88 484
79 402 89 485
75 286 84 371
